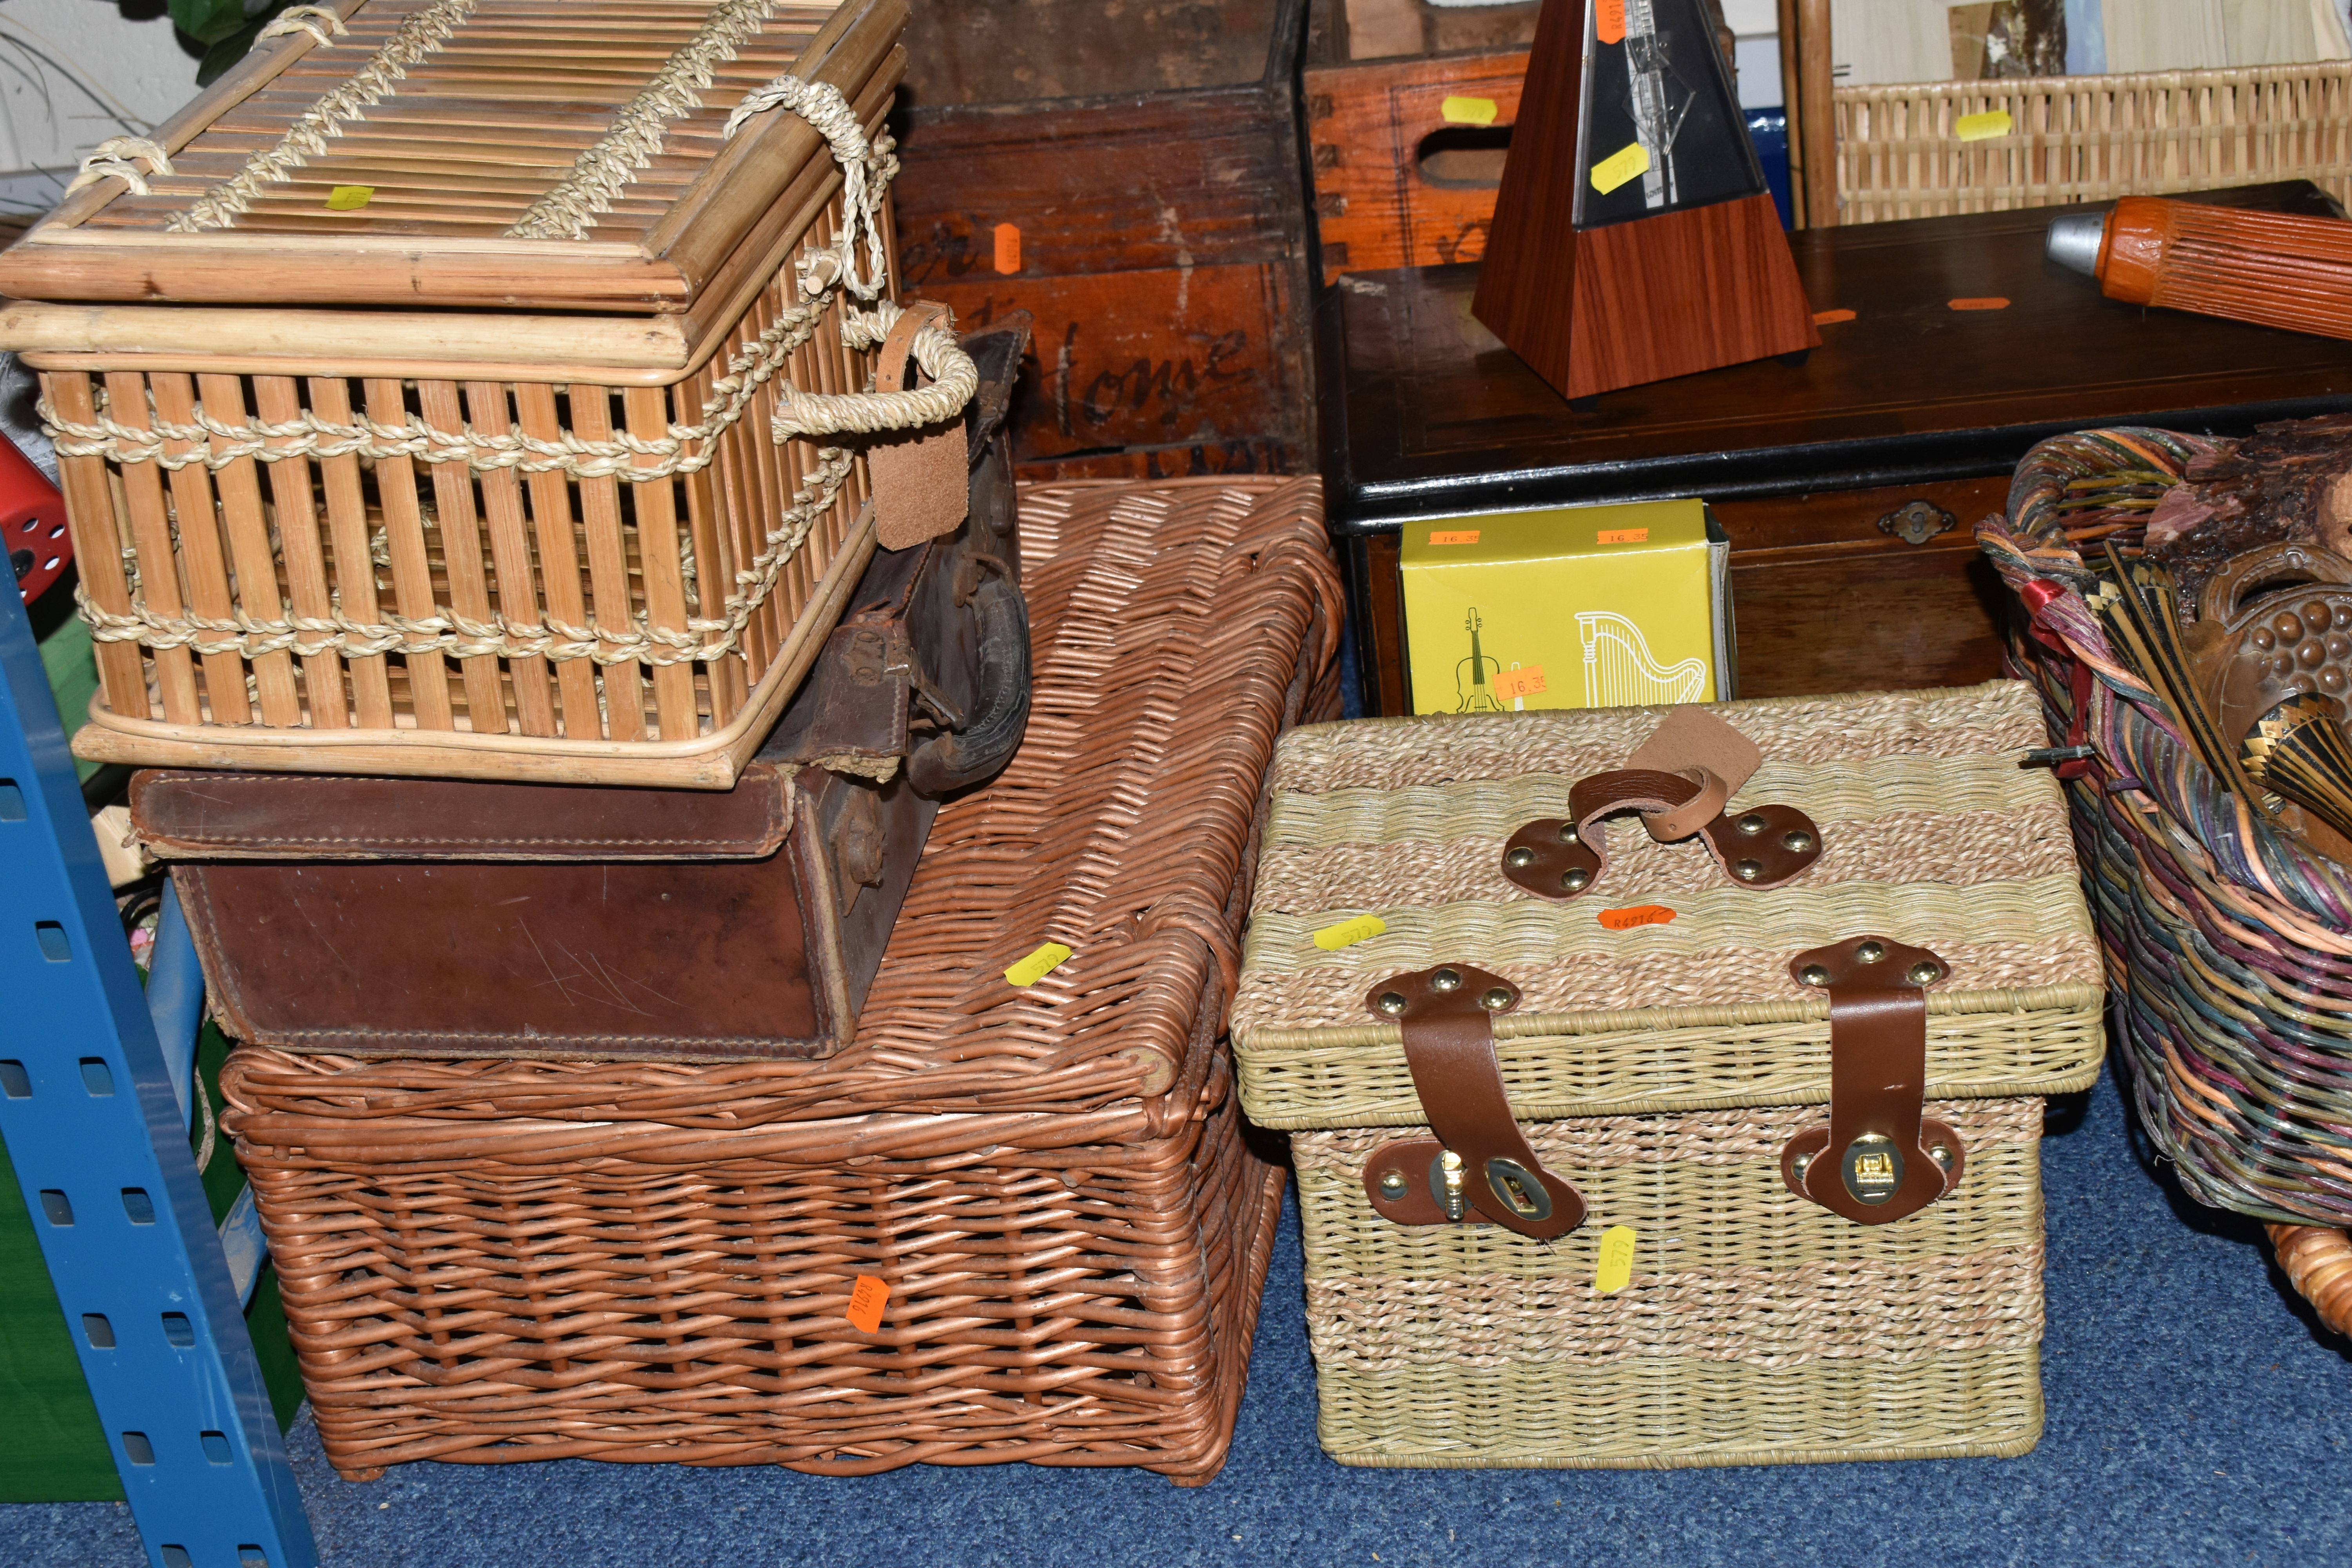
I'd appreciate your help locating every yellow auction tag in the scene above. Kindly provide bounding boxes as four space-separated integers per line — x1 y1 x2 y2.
1588 142 1649 196
1441 95 1499 126
1594 1225 1637 1294
325 185 374 211
1004 941 1073 987
1955 110 2012 142
1312 914 1387 952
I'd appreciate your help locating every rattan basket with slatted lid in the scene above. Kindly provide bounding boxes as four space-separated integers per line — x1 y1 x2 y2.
1230 680 2104 1468
0 0 972 787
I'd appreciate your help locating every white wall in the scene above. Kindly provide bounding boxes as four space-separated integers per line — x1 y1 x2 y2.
0 0 202 217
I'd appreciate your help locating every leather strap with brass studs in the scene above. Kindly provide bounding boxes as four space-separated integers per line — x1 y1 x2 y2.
1500 767 1823 902
1359 964 1586 1240
1779 936 1966 1226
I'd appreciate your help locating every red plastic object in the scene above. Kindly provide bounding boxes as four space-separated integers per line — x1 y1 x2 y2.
1 430 69 604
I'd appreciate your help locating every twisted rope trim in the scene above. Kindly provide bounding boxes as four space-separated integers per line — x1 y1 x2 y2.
73 443 854 668
60 301 973 669
506 0 780 240
43 289 824 479
65 136 173 197
166 0 476 233
257 5 350 46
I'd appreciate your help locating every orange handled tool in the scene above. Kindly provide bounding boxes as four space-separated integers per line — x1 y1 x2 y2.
2047 196 2352 341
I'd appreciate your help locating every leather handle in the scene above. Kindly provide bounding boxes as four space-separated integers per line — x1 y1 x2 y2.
1779 936 1966 1225
1359 964 1586 1240
1500 768 1823 902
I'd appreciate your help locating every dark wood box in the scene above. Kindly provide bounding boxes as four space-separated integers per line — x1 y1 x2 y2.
1323 181 2352 714
894 0 1317 480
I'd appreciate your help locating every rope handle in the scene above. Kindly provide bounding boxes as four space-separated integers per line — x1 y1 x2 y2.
724 74 892 305
774 302 977 446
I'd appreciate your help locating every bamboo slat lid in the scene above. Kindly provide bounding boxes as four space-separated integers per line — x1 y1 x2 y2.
0 0 902 313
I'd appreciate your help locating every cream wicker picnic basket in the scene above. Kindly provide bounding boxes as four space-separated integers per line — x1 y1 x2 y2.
0 0 972 787
1232 682 2104 1468
1833 63 2352 225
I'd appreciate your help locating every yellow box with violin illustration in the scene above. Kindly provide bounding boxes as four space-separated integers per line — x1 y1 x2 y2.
1398 498 1733 715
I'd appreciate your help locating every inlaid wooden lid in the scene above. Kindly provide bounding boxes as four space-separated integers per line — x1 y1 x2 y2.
0 0 903 314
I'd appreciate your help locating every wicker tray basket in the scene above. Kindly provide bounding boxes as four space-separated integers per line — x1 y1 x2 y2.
0 0 974 788
1833 63 2352 226
1232 682 2103 1468
219 477 1343 1481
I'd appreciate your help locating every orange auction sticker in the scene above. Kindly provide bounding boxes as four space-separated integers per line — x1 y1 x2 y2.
1596 0 1626 45
993 222 1022 275
1427 529 1480 545
1598 905 1677 931
1596 527 1648 545
847 1275 889 1333
1492 665 1546 701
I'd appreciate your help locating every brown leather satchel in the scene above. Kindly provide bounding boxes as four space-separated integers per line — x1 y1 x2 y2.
132 321 1036 1064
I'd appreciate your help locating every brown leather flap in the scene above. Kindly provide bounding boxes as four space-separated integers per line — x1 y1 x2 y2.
131 766 794 863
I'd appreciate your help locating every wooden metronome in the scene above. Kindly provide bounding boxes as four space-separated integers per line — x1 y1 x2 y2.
1473 0 1819 402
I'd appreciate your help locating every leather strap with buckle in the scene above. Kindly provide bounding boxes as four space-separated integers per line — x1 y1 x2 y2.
1357 963 1586 1240
1778 936 1966 1226
1498 708 1824 902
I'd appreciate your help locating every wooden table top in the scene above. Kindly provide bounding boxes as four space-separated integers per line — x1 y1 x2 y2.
1324 181 2352 528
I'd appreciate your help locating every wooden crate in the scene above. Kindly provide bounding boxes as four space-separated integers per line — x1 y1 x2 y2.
1306 45 1530 284
0 0 972 788
893 0 1316 479
1301 1 1745 284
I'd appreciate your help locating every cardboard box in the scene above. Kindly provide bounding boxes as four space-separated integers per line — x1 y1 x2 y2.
1398 499 1733 714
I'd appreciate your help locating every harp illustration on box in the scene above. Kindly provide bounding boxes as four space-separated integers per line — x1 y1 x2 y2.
1579 610 1706 706
1456 609 1508 713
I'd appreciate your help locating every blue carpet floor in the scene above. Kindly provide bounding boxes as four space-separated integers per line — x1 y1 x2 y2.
6 1059 2348 1568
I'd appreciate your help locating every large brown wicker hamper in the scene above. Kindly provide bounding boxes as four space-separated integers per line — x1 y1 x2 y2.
0 0 969 788
1231 681 2104 1468
218 477 1343 1482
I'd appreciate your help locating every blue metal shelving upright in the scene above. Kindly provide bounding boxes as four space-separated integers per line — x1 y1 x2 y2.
0 579 317 1568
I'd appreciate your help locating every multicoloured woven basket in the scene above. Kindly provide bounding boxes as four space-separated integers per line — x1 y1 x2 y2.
1980 426 2352 1334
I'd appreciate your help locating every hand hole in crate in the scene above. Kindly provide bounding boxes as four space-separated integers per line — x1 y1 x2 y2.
200 1430 233 1465
161 1312 194 1348
78 1058 114 1096
0 1060 29 1097
239 1550 270 1568
81 1313 114 1348
121 1187 156 1225
0 778 22 819
33 920 70 962
38 1189 71 1226
120 1432 154 1466
1417 125 1512 190
160 1548 191 1568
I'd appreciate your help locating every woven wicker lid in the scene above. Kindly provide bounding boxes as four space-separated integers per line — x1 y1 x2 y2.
0 0 900 314
1231 681 2106 1129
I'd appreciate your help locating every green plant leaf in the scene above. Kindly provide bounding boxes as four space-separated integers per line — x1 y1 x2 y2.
195 15 275 87
170 0 254 46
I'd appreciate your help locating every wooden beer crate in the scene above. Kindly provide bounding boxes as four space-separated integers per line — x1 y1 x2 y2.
893 0 1317 479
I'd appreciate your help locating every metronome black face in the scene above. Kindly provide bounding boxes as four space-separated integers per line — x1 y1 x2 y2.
1572 0 1766 229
